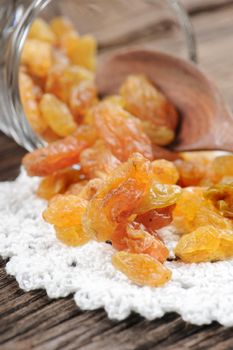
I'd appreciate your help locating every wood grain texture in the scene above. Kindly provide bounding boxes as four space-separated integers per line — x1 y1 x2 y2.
1 1 233 349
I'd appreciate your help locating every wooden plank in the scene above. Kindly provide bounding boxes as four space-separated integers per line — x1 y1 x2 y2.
190 3 233 109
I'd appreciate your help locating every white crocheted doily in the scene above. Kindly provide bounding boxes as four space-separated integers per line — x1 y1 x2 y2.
1 170 233 327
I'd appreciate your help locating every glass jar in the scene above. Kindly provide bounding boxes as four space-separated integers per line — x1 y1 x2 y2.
0 0 197 151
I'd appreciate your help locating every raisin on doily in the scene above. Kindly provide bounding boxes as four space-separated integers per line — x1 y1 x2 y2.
125 223 168 263
21 15 233 288
136 205 175 233
112 251 171 287
204 183 233 219
83 153 152 242
175 225 233 263
37 168 85 200
173 187 232 235
43 194 90 246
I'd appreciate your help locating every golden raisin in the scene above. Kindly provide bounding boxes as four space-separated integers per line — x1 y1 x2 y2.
211 155 233 183
43 194 88 228
28 18 56 44
23 125 96 176
125 224 169 262
111 221 162 251
21 39 53 78
76 178 104 200
80 140 121 179
50 17 74 38
37 173 66 200
55 225 90 246
152 159 179 184
39 93 76 137
104 95 125 107
43 194 90 246
59 30 79 56
175 225 233 263
112 251 171 287
70 35 97 71
173 188 232 234
69 80 97 123
41 128 61 143
61 32 97 71
139 182 181 213
136 206 175 233
37 168 85 200
175 159 207 187
65 180 89 196
92 101 153 161
83 153 152 241
120 75 178 132
141 121 175 146
204 183 233 219
19 71 48 134
52 48 70 66
46 64 94 103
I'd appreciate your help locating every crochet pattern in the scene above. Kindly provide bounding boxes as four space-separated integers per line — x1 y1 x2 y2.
1 170 233 326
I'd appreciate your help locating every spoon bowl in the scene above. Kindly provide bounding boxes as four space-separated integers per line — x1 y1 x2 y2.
96 49 233 152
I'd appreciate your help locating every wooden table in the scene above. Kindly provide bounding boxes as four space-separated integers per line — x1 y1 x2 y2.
1 1 233 349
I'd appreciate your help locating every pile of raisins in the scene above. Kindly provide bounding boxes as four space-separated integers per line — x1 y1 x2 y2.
21 17 233 287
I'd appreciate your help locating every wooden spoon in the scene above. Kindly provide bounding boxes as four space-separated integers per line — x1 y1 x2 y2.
96 49 233 152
